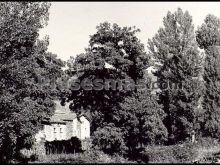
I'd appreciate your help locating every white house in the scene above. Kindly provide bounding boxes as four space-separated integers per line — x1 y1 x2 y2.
35 101 90 143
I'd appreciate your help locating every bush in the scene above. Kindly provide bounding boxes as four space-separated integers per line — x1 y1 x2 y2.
129 147 149 164
142 145 176 163
17 148 35 163
45 136 82 154
92 125 127 155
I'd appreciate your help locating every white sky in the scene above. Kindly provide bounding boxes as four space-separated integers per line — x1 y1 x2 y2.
39 2 220 61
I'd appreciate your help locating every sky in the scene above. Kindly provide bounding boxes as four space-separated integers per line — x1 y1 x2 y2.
39 2 220 61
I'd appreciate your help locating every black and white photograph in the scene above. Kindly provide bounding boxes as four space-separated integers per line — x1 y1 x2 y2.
0 1 220 164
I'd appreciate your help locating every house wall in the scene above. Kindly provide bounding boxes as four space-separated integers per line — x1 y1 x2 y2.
35 116 90 143
72 118 78 137
77 119 81 139
65 121 73 139
79 116 90 140
43 123 67 141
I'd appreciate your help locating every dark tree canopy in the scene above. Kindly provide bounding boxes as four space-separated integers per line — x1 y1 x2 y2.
65 22 165 155
66 22 149 131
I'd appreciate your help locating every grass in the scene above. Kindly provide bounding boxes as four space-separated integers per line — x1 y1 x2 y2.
30 137 220 163
31 150 134 164
141 137 220 163
142 143 198 163
192 137 220 163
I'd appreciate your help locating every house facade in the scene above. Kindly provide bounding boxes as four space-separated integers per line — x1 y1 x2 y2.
35 101 90 143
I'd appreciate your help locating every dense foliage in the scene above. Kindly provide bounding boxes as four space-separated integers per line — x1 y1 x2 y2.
65 22 166 157
196 14 220 138
0 2 220 163
45 137 82 154
148 8 203 143
0 2 64 162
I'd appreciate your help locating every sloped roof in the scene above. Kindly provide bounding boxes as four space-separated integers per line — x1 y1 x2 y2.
48 100 77 124
50 112 77 123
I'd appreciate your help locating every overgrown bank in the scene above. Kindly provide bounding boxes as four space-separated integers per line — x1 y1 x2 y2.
28 138 220 164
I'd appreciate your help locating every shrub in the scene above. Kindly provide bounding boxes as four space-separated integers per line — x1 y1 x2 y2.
92 125 127 155
45 136 82 154
17 148 35 163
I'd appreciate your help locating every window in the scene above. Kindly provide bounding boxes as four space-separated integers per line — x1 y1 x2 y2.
54 128 56 133
60 128 62 133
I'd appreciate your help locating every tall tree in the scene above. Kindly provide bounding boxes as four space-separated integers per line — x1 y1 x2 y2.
148 8 203 143
0 2 64 161
196 14 220 138
66 22 166 155
66 22 149 132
